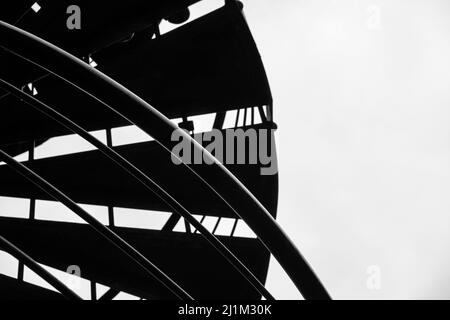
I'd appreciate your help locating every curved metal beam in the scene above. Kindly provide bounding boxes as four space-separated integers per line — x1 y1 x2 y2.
0 20 331 299
0 234 82 300
0 78 275 300
0 149 192 300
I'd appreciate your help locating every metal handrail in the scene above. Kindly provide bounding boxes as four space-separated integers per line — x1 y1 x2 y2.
0 20 331 299
0 78 275 300
0 149 192 300
0 234 82 300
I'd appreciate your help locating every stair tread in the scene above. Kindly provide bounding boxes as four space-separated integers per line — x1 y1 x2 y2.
0 3 271 145
0 127 278 217
0 217 270 299
0 274 64 300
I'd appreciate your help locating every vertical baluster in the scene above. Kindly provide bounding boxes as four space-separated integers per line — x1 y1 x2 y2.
106 128 115 227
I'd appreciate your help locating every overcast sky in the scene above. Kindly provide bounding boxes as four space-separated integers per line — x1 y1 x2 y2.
244 0 450 299
1 0 450 300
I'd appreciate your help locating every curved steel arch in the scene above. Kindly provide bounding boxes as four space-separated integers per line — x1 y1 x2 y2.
0 20 331 300
0 149 192 300
0 78 275 300
0 234 82 300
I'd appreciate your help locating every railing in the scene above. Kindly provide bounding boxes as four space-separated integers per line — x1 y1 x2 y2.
0 19 331 300
0 234 81 300
0 78 274 300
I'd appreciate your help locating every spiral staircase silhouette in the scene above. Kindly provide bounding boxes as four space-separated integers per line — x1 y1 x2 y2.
0 0 330 300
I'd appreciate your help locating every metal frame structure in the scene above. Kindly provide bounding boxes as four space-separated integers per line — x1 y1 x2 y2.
0 0 331 300
0 234 81 300
0 148 192 300
0 78 274 300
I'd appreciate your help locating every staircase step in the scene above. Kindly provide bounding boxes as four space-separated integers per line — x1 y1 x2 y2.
93 3 272 119
0 0 200 86
0 126 278 218
0 2 272 145
0 217 270 299
0 274 64 300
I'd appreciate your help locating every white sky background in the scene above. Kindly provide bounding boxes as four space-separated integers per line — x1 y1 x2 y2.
243 0 450 299
1 0 450 300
